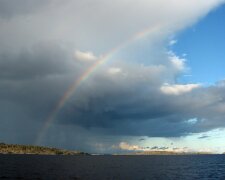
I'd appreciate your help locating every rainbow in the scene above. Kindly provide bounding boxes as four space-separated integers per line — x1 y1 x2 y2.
35 25 161 145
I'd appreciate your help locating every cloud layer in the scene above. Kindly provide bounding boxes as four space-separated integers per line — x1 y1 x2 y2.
0 0 224 152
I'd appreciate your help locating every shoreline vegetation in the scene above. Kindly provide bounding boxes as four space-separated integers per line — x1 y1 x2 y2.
0 143 89 155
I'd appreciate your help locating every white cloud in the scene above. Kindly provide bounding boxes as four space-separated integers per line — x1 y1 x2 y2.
118 142 142 151
74 50 98 62
0 0 223 52
169 39 177 46
168 51 186 71
108 67 122 75
160 84 201 95
186 118 198 125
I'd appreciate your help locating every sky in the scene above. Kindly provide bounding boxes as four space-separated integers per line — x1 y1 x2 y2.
0 0 225 154
172 4 225 85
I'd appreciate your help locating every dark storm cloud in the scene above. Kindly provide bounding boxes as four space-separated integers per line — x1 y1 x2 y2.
1 41 225 141
54 76 225 137
151 146 159 150
159 146 169 150
198 135 210 139
0 43 73 80
0 43 79 105
150 146 169 150
0 0 48 18
0 0 224 152
0 43 82 144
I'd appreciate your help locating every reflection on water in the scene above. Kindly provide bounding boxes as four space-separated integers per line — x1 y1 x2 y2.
0 154 225 179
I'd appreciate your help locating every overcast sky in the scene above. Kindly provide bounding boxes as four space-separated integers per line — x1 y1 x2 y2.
0 0 225 153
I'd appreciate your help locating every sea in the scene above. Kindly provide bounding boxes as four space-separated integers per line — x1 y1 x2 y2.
0 154 225 179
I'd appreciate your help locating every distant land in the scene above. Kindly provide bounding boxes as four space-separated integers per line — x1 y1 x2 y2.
125 151 215 155
0 143 89 155
0 143 223 155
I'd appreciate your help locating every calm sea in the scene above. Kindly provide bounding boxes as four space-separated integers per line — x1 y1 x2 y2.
0 154 225 179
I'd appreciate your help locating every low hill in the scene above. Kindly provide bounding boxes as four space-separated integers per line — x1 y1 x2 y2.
0 143 89 155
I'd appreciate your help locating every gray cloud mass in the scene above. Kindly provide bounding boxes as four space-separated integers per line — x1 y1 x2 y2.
0 0 224 152
1 42 225 140
0 0 49 18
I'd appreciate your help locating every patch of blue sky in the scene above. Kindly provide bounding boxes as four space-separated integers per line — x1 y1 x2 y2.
171 4 225 85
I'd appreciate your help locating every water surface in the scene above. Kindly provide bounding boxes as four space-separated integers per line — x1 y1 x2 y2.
0 154 225 179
